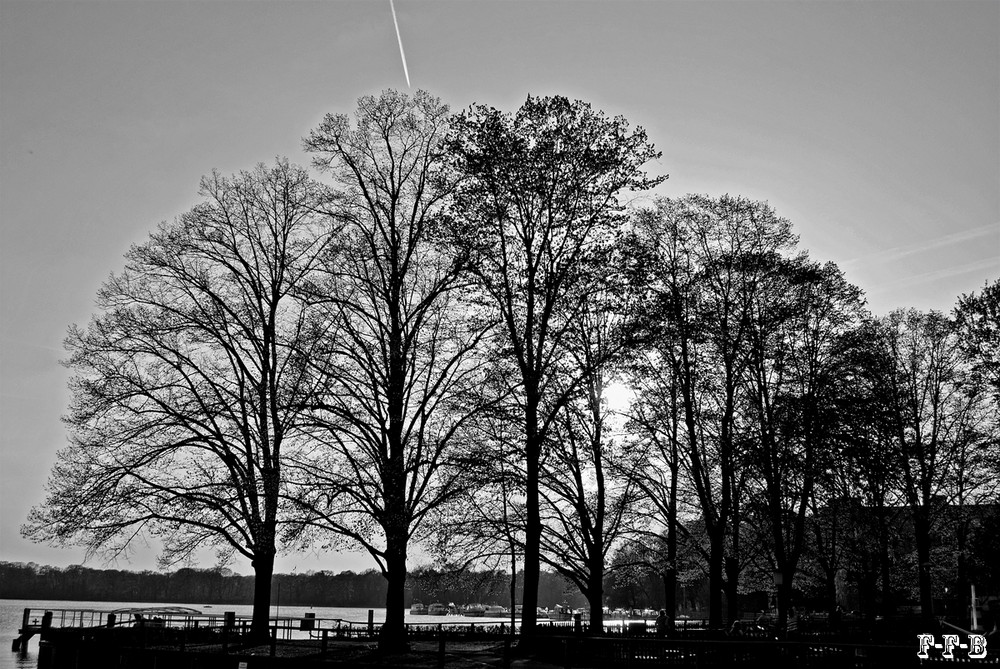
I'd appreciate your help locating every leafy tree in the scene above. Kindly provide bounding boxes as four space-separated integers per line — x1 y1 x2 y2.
23 160 329 636
955 278 1000 402
446 94 662 643
289 90 486 651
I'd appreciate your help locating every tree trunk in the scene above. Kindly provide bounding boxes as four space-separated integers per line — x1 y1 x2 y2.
776 568 792 632
877 508 893 617
379 536 408 652
665 453 678 620
520 396 541 648
724 555 740 627
824 569 838 615
914 512 934 621
663 568 677 621
588 566 605 634
250 552 275 640
707 526 725 630
955 517 969 621
509 550 518 632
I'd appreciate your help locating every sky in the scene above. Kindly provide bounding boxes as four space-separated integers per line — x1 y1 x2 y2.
1 0 997 577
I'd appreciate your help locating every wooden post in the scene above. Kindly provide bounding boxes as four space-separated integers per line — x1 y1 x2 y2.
368 610 374 638
12 608 30 653
321 629 329 656
37 640 53 669
106 613 116 629
270 626 277 657
437 634 446 668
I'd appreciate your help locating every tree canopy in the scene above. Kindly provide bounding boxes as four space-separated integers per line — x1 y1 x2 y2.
24 160 330 635
24 90 999 645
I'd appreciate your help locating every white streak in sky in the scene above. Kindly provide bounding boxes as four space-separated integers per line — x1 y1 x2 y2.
866 257 1000 295
842 223 998 267
390 0 410 88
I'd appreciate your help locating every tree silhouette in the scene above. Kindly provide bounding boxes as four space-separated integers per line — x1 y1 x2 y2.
24 160 329 636
627 195 799 628
446 94 661 643
874 309 996 621
289 90 487 651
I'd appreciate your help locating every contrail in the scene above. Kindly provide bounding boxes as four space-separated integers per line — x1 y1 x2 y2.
842 223 997 267
390 0 411 88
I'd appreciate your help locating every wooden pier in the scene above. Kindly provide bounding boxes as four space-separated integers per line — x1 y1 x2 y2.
12 607 45 653
8 605 522 668
8 604 519 659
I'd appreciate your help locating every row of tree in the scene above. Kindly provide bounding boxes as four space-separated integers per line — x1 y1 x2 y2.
0 562 585 609
23 90 999 650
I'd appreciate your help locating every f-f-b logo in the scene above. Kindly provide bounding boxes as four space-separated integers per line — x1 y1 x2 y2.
917 634 988 659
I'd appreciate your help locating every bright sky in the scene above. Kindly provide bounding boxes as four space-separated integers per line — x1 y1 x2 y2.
1 0 997 576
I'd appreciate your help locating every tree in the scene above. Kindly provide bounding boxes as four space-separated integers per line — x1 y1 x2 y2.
803 321 903 619
623 206 695 625
955 278 1000 402
289 90 486 651
628 195 797 628
430 381 527 631
741 257 865 629
446 94 662 643
23 160 329 636
537 282 642 631
874 309 995 620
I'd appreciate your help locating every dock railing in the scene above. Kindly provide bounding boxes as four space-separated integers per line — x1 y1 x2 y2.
14 607 963 668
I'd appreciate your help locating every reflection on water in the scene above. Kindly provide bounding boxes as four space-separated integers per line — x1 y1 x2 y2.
11 653 34 669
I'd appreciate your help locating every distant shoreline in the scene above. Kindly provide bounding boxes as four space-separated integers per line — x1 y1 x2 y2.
0 562 590 611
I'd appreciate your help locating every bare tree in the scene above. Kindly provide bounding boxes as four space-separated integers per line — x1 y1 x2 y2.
875 309 996 620
23 160 330 636
446 95 662 643
627 195 798 628
802 321 902 620
538 286 642 632
288 90 486 651
431 391 527 630
741 258 865 630
623 206 694 624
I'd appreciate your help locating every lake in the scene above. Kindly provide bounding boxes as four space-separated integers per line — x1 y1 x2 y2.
1 598 512 669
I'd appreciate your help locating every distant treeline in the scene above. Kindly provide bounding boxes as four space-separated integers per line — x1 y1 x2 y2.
0 562 588 609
